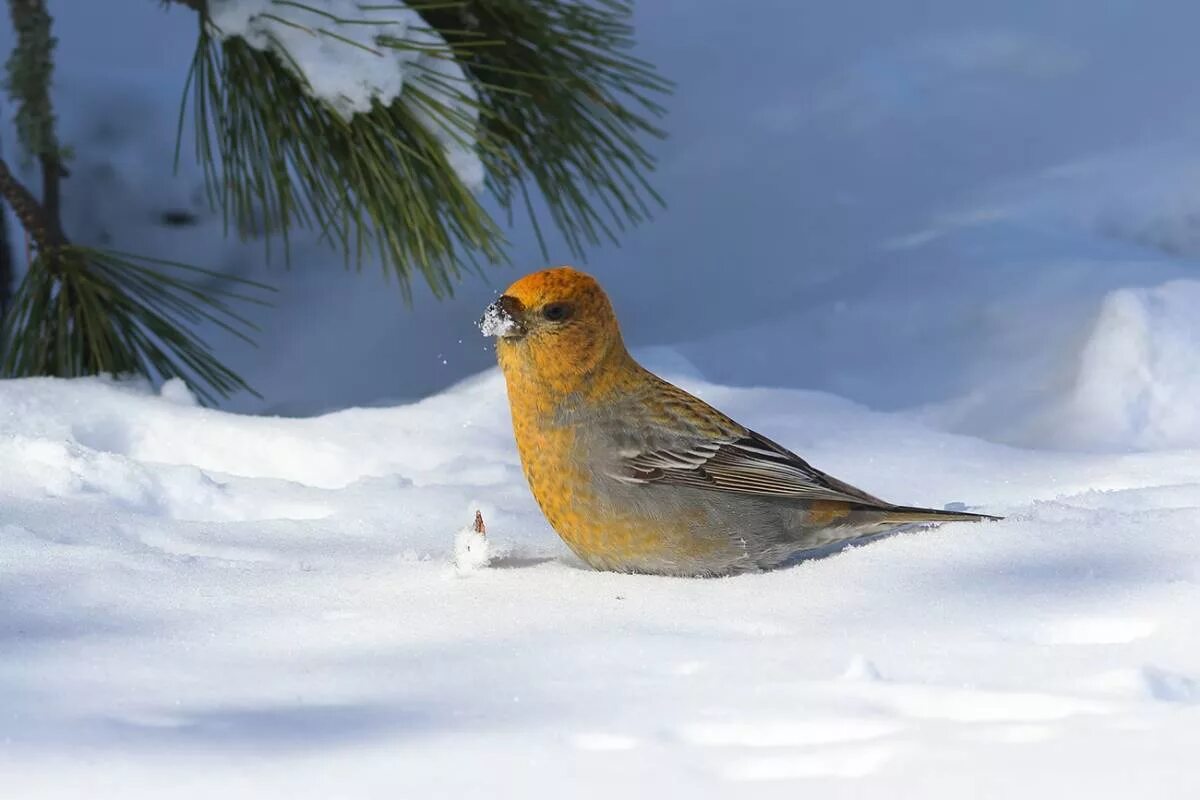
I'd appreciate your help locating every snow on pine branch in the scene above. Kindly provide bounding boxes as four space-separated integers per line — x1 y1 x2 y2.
207 0 484 188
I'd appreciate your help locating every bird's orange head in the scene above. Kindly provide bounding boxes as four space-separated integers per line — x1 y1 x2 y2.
479 267 632 402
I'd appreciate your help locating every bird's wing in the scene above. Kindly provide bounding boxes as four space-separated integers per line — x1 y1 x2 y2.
609 427 891 507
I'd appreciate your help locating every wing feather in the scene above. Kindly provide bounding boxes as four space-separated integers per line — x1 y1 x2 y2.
610 428 888 507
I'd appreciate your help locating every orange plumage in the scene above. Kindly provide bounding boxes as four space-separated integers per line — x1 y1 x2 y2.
480 266 997 576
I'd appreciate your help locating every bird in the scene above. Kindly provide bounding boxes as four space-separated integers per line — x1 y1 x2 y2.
479 266 999 577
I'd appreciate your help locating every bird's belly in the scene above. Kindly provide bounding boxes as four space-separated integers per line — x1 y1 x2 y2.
559 505 743 576
554 508 746 577
533 482 752 576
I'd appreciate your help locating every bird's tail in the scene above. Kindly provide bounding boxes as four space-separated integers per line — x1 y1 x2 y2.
879 505 1002 525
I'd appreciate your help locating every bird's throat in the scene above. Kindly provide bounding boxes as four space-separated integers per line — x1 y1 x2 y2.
498 337 640 420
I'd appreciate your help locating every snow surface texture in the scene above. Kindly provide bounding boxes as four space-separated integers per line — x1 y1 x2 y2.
207 0 483 188
3 373 1200 798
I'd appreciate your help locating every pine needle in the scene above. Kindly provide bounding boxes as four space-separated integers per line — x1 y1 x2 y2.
183 0 670 296
0 246 271 405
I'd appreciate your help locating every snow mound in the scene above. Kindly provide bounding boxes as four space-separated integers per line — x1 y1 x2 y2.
927 276 1200 452
1045 280 1200 450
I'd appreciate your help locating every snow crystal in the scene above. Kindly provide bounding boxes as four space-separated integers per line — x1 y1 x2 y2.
477 300 518 338
452 525 491 571
207 0 483 188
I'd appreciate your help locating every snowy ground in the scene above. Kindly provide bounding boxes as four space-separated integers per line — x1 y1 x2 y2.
3 364 1200 798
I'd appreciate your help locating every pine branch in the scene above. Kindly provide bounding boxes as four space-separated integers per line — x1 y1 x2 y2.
0 155 61 252
0 0 268 402
0 151 269 401
1 245 271 405
186 6 507 299
4 0 67 250
417 0 671 256
5 0 59 158
38 136 64 237
177 0 670 295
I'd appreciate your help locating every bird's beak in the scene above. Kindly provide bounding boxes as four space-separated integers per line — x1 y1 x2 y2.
478 294 526 339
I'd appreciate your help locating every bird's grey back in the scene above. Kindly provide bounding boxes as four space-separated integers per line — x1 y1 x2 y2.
567 400 892 575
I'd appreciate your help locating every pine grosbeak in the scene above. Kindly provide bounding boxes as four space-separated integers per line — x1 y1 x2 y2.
480 267 997 577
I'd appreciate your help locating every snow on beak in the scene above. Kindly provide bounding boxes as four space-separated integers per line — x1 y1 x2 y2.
478 295 526 338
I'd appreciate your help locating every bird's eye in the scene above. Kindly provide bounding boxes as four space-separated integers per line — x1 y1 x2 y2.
542 302 572 322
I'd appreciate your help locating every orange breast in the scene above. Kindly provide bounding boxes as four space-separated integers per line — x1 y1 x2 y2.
510 406 735 571
507 414 646 564
497 334 737 572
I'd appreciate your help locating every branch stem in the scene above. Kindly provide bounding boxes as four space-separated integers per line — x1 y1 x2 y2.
0 155 63 251
0 191 12 318
3 0 68 251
